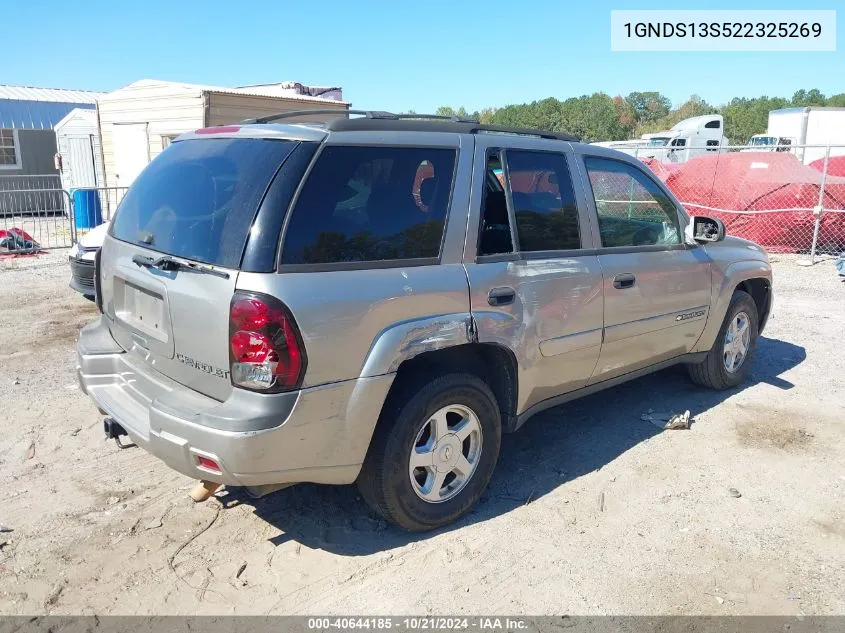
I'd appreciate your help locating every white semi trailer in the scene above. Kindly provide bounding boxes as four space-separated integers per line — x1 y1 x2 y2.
766 107 845 164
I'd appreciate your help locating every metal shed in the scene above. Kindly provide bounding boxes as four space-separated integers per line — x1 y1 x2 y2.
0 85 102 180
55 108 105 191
1 85 104 215
97 79 350 189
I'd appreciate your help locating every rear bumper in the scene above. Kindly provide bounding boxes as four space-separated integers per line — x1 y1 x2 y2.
76 317 394 486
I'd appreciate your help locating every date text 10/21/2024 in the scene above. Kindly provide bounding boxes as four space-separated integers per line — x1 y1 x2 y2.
306 618 529 630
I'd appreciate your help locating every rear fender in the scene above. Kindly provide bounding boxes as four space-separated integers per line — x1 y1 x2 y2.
359 313 474 377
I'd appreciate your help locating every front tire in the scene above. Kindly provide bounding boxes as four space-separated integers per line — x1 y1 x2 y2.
357 373 501 532
688 290 759 390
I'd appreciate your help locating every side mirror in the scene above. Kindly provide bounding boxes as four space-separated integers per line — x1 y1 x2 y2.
688 215 725 243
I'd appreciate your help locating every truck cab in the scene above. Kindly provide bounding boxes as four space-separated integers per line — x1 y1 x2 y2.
742 134 794 152
640 115 726 163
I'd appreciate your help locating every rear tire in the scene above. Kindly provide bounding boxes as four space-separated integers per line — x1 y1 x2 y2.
357 373 501 532
688 290 758 390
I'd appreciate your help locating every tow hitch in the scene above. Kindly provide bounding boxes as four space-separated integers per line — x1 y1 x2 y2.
104 418 135 449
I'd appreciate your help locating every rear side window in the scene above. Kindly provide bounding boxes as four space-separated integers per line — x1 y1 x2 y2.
281 146 456 265
110 138 296 268
505 150 581 252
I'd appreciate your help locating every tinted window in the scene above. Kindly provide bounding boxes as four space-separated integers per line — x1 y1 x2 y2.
505 150 580 252
478 151 513 256
584 157 680 248
704 120 721 129
110 138 296 268
671 138 687 147
706 140 719 151
282 146 456 265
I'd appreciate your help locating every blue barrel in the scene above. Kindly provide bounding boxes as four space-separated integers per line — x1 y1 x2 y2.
72 189 103 229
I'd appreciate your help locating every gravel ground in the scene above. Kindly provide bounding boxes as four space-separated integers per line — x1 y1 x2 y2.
0 251 842 616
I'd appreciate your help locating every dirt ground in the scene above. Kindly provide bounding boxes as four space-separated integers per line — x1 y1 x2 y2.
0 251 843 616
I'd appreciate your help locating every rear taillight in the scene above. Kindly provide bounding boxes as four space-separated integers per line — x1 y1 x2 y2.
229 291 306 392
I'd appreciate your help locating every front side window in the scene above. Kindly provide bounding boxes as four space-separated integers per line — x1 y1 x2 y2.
0 129 19 167
504 150 581 252
584 157 681 248
282 146 456 265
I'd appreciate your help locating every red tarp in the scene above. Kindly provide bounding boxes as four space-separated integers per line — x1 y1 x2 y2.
0 228 42 257
644 152 845 253
809 155 845 178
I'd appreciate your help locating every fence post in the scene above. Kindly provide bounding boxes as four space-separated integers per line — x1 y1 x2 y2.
66 190 77 245
808 145 830 264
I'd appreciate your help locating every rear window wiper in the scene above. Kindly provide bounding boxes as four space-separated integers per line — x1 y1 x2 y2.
132 254 230 279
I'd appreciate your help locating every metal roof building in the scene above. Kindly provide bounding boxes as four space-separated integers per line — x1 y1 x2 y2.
0 85 104 129
1 85 105 180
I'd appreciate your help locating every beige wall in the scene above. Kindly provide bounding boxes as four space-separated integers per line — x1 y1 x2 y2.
98 81 204 188
207 92 348 126
98 82 349 188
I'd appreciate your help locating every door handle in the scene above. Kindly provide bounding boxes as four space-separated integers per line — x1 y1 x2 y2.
613 273 636 289
488 287 516 306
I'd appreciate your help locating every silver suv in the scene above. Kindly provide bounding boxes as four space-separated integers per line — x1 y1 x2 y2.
77 111 773 531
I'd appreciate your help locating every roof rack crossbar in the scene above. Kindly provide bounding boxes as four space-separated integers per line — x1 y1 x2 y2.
241 109 482 125
241 109 397 124
238 110 579 142
469 125 575 141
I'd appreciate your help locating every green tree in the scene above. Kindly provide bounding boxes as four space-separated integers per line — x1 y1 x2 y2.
434 106 468 118
560 93 629 141
636 95 718 136
791 89 826 106
477 107 496 124
826 93 845 107
624 91 672 124
721 96 789 144
613 95 637 137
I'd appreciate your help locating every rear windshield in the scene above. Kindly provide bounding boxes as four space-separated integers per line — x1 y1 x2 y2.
110 138 296 268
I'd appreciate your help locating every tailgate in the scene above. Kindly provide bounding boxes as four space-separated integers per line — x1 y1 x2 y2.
99 136 299 401
100 236 237 401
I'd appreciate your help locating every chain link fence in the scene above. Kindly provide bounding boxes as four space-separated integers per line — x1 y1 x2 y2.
626 143 845 260
3 145 845 265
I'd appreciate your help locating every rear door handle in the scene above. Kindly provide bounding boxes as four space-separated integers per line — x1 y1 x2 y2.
488 286 516 306
613 273 636 289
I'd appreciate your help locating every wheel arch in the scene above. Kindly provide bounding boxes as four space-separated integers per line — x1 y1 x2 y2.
377 343 519 434
693 259 772 353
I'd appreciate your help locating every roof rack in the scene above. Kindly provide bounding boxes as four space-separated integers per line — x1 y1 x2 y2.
241 109 480 125
239 109 579 142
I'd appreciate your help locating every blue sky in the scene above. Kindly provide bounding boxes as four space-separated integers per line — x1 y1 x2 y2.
5 0 841 112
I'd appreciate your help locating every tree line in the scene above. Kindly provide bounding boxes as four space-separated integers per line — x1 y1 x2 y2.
433 89 845 145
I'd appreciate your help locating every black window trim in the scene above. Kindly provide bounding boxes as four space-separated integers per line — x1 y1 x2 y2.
475 147 585 262
276 141 460 273
581 154 685 252
242 140 319 272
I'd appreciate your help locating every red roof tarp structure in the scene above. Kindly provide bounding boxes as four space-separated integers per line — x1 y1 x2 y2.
646 152 845 253
809 155 845 178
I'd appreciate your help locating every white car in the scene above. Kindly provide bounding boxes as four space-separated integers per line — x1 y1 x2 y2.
69 222 110 299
